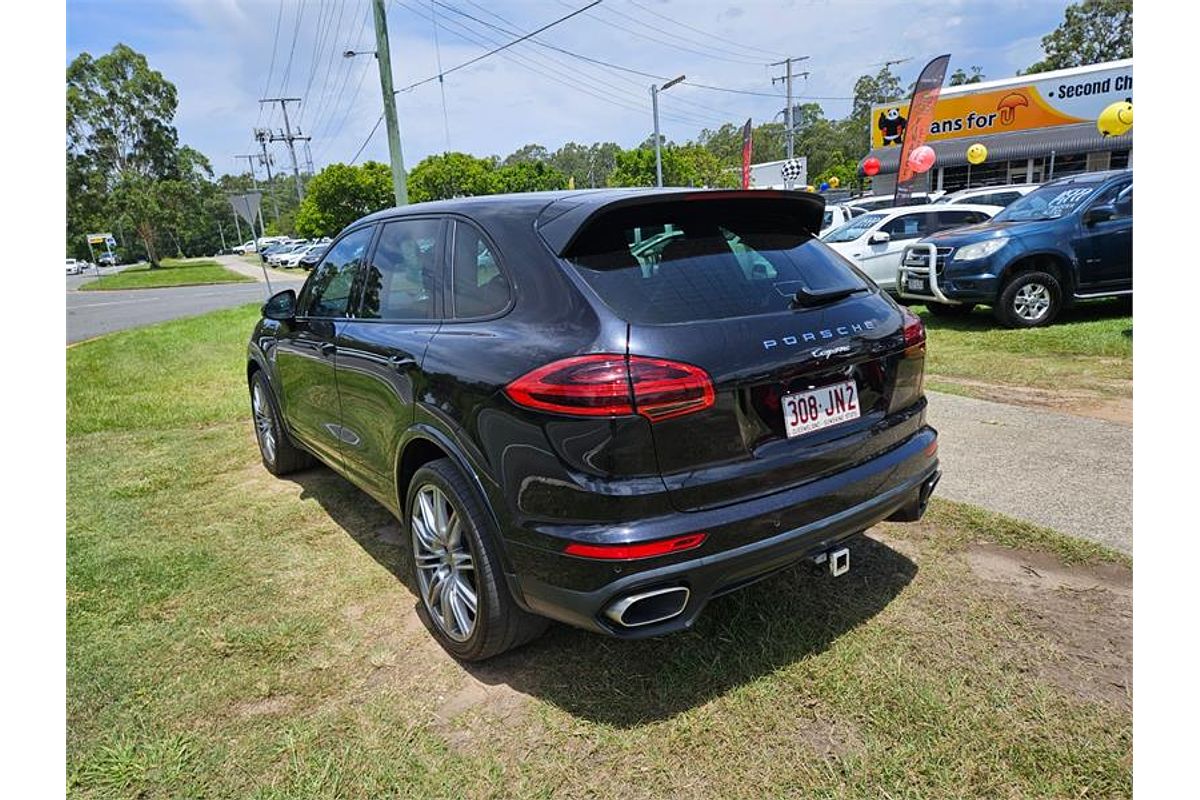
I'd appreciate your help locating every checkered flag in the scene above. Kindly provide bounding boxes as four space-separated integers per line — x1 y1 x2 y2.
780 159 805 182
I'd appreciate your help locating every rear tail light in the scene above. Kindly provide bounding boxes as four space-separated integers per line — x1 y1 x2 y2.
901 307 926 353
564 532 707 560
505 354 714 421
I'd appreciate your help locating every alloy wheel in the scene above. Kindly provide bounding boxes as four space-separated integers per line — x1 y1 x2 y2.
411 485 478 642
1013 282 1051 322
251 383 276 464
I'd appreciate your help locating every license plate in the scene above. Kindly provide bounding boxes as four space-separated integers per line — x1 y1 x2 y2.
782 380 860 438
906 277 928 293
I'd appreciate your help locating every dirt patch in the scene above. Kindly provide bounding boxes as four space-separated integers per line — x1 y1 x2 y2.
429 673 532 753
965 543 1132 708
232 693 298 718
931 376 1131 425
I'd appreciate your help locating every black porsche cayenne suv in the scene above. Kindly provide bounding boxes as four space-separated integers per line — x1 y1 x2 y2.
247 189 940 660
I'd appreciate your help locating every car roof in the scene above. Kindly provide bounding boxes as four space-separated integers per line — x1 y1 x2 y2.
355 187 827 255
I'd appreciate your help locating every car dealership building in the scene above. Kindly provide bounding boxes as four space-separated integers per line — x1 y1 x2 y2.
860 59 1132 195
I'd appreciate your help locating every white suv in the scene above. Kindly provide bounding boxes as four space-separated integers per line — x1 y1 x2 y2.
937 184 1038 208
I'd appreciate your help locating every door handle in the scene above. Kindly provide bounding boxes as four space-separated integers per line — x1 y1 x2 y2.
388 355 417 370
318 342 337 356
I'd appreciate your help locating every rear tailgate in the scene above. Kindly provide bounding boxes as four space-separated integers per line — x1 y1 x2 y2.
557 193 926 512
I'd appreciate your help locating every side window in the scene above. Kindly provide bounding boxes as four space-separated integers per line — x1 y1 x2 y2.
360 218 443 320
882 212 933 241
451 222 512 318
298 226 374 318
936 210 985 229
1086 181 1127 211
1114 185 1133 217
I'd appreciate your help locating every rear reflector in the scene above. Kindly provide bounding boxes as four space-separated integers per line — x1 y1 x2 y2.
505 354 714 421
564 532 707 560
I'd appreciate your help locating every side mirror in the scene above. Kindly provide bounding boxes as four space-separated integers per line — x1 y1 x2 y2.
262 288 297 321
1084 205 1115 226
869 231 891 244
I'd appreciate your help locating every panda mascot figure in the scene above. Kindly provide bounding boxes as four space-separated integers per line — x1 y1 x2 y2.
878 108 907 147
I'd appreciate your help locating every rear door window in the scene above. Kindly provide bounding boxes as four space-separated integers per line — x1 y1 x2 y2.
881 212 934 241
935 209 990 229
359 218 443 320
565 201 868 325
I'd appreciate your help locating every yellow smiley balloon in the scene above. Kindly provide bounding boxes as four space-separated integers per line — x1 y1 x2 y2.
966 143 988 165
1098 100 1133 137
828 176 840 189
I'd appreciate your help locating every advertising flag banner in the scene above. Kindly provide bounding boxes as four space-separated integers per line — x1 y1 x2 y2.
740 118 753 189
894 54 951 204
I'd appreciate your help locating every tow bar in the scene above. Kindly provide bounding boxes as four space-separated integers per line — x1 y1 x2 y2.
810 546 851 577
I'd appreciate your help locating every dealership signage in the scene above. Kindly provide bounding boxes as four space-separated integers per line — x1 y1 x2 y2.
870 60 1132 149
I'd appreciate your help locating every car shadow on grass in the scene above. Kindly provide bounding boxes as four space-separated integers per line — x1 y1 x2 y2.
912 296 1131 332
286 465 917 728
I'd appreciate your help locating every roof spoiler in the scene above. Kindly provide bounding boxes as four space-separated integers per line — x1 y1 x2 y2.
537 189 826 257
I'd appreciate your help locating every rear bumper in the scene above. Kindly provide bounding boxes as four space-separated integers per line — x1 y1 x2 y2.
509 425 939 637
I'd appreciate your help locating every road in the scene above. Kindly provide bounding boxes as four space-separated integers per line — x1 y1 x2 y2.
65 261 1131 552
928 391 1131 553
66 257 303 344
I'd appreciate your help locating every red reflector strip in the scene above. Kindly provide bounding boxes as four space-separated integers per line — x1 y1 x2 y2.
563 532 707 560
924 438 938 457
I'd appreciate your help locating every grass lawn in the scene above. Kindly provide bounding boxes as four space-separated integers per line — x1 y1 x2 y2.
67 306 1131 798
80 258 252 291
915 299 1132 408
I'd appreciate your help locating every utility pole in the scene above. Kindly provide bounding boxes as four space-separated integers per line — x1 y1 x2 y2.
258 97 310 201
771 56 810 188
650 74 685 188
235 154 260 188
253 130 282 221
367 0 408 205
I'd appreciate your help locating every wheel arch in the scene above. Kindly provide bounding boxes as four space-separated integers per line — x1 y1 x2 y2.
999 250 1074 295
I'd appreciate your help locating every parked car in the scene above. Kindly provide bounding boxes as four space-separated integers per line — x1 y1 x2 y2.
267 241 310 266
936 184 1039 208
820 203 868 234
277 243 324 269
98 252 118 267
233 240 258 255
259 240 299 262
66 258 82 275
897 170 1132 327
247 189 941 660
848 191 943 212
821 204 1001 292
296 244 328 270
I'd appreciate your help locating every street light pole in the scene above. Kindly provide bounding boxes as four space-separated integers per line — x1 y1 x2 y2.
650 74 685 188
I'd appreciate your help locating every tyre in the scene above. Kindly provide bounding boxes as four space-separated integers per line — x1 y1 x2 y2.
994 270 1061 328
406 458 548 661
250 371 314 475
925 301 975 318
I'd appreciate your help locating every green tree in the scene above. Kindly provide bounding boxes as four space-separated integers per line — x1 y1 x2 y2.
494 161 569 193
949 66 985 86
502 143 549 165
1026 0 1131 74
293 162 393 238
607 144 737 188
407 152 498 203
67 44 182 266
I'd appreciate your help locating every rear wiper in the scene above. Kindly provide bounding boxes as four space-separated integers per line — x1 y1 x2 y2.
790 286 864 308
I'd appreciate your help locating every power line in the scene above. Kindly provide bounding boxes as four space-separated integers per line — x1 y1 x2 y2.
447 1 733 120
298 0 342 126
395 0 695 124
304 0 355 127
619 0 787 58
276 0 309 96
258 0 286 128
430 0 452 152
395 0 602 92
553 0 765 66
615 0 786 61
350 113 385 164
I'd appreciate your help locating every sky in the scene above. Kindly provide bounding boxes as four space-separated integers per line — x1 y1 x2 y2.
65 0 1073 178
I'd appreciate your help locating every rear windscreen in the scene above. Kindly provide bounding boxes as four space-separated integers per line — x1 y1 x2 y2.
564 201 869 324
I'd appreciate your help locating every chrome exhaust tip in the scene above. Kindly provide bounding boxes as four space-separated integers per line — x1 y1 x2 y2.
604 586 690 628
